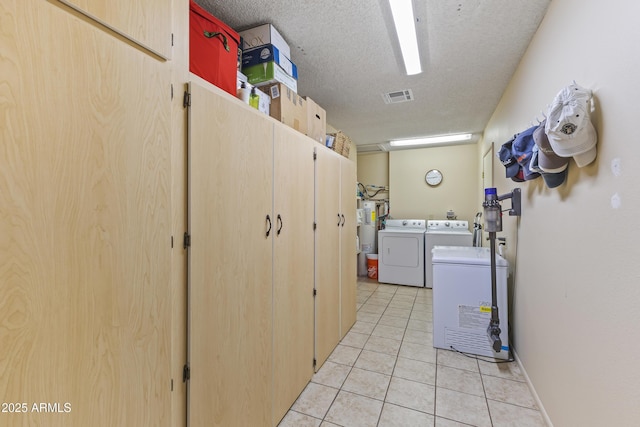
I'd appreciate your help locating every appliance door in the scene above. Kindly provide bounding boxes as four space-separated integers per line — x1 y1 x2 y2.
382 236 421 267
424 231 473 288
378 231 424 286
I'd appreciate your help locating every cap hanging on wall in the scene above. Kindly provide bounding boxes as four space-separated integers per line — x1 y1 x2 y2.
545 82 598 167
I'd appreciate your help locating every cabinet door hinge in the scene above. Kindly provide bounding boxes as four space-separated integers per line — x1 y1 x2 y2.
313 151 317 160
171 33 174 47
313 222 317 231
171 235 174 248
183 91 191 108
183 232 191 249
171 378 174 391
171 83 174 100
183 364 190 382
313 289 317 297
313 358 317 368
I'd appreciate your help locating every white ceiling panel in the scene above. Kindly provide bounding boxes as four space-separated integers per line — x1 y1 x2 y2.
196 0 551 150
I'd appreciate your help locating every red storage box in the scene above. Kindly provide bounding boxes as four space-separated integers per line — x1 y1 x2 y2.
190 1 239 96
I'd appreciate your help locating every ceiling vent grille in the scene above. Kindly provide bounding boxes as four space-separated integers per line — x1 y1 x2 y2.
382 89 414 104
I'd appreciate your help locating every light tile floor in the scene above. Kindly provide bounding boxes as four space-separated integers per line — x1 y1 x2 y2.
279 278 548 427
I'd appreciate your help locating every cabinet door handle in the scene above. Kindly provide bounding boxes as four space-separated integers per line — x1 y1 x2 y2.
337 213 341 226
277 214 283 235
266 215 272 237
341 214 345 227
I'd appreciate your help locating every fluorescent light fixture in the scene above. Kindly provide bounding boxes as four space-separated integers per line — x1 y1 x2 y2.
389 133 473 147
389 0 422 75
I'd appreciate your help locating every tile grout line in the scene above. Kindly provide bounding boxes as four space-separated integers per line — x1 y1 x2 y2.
364 281 393 427
376 285 408 427
364 285 437 424
305 282 543 427
478 355 495 427
352 283 444 423
434 339 439 426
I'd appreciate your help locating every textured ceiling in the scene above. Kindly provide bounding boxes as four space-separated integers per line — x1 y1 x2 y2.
196 0 551 151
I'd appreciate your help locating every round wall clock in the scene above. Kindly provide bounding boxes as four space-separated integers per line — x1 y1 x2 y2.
425 169 443 186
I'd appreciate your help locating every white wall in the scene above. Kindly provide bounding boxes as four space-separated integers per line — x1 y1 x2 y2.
389 144 479 221
482 1 640 425
357 152 389 201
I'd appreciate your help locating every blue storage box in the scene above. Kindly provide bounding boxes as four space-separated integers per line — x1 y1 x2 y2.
242 44 298 79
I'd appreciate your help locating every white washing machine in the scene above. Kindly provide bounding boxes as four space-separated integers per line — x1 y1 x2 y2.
424 220 473 288
377 219 426 287
432 246 509 359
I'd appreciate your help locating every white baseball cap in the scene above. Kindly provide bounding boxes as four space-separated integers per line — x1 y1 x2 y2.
545 83 597 167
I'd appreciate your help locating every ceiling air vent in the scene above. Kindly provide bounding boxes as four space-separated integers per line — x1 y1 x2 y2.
382 89 414 104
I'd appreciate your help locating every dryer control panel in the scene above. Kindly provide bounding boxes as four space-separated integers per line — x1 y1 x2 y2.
427 220 469 231
385 219 426 230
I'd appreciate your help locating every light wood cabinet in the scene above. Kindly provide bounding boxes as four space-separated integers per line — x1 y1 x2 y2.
314 147 343 370
314 148 357 370
272 125 316 425
188 81 274 427
340 159 358 336
6 0 357 424
188 80 316 426
4 1 342 426
1 1 172 426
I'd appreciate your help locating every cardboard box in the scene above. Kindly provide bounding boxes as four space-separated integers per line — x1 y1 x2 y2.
252 86 271 116
304 97 327 145
243 61 297 93
239 24 291 58
261 83 307 134
242 44 298 79
237 81 271 115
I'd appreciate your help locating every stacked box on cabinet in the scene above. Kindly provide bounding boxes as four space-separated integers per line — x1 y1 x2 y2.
237 68 271 116
242 45 297 79
189 1 240 96
240 24 298 93
327 131 352 158
305 97 327 145
252 86 272 115
261 83 307 134
243 61 298 93
240 24 291 58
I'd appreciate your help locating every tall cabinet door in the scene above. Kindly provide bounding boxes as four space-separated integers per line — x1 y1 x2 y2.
272 126 316 425
314 148 342 370
188 81 273 427
340 158 358 336
1 2 172 426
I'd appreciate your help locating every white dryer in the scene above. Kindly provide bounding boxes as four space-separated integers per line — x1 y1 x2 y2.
377 219 426 287
424 220 473 288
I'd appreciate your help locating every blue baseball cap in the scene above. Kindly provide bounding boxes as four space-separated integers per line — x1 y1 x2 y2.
512 125 541 181
498 136 522 181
